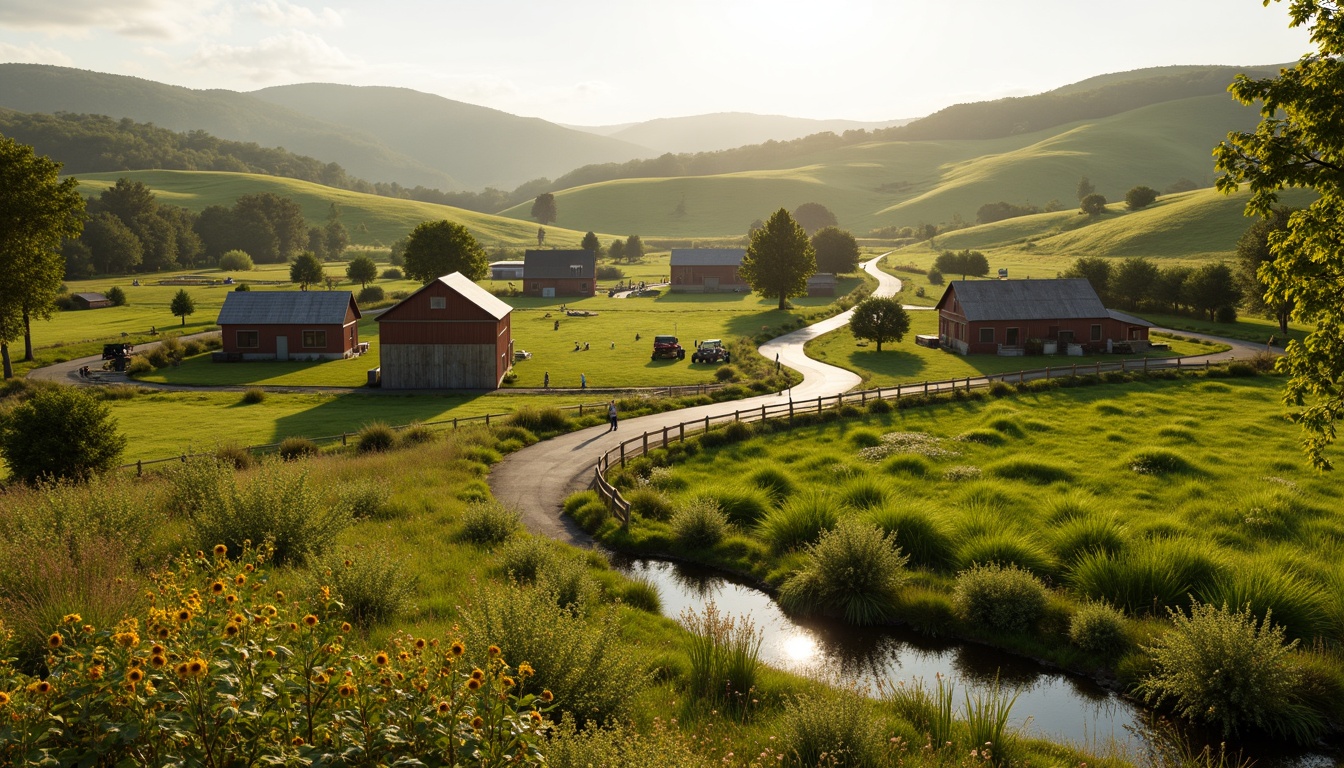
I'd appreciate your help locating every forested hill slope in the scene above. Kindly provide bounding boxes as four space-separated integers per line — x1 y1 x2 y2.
249 83 653 190
587 112 914 154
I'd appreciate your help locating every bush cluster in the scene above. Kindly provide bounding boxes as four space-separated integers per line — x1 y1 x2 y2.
778 519 910 625
670 497 730 549
953 563 1047 633
459 500 521 545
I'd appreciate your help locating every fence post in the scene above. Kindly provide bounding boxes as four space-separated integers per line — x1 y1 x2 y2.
181 454 187 463
579 403 584 416
453 418 458 429
761 403 766 421
924 381 929 394
1206 360 1210 371
341 433 347 446
679 423 685 442
620 442 626 467
705 415 710 433
136 460 143 477
1020 370 1025 384
1045 366 1050 380
662 426 669 448
1177 358 1181 369
789 399 794 419
642 432 649 455
1072 364 1077 377
485 413 490 426
1144 357 1148 373
735 410 740 422
817 396 822 414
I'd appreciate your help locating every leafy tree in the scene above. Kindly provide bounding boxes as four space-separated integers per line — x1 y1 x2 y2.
388 235 408 267
849 296 911 352
792 202 838 234
1064 256 1113 303
0 386 126 483
607 238 625 264
194 205 236 262
83 212 143 274
1125 186 1160 210
580 231 602 256
97 178 157 224
306 226 328 261
0 136 85 377
1152 265 1192 313
1235 207 1296 334
623 235 645 263
233 193 307 262
170 288 196 327
1080 194 1108 216
810 227 860 273
289 252 325 289
104 286 127 307
218 249 254 271
345 254 379 288
402 220 487 283
1077 176 1095 200
926 267 944 285
1185 262 1241 322
740 208 815 310
976 201 1041 224
933 249 990 280
1111 257 1159 309
1165 178 1201 194
530 193 557 225
536 227 545 247
61 239 95 279
324 220 349 259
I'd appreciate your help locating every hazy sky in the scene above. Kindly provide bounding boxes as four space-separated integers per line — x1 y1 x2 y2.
0 0 1315 125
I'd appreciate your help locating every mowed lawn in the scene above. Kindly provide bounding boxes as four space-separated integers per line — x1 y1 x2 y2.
805 311 1224 388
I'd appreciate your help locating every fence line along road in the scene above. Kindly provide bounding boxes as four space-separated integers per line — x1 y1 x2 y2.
592 355 1235 527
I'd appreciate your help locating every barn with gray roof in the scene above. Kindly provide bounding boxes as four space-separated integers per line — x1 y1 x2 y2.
669 248 747 292
523 249 596 297
935 278 1152 355
216 291 361 361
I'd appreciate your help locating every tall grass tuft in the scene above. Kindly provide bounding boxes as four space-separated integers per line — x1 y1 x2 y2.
837 475 888 511
626 488 675 521
963 676 1021 765
1050 514 1128 563
505 406 571 434
240 387 265 404
333 477 391 520
867 501 956 571
1127 447 1199 475
778 691 885 768
356 421 397 453
1068 538 1224 615
953 563 1047 633
955 531 1058 577
1198 564 1333 642
277 436 319 461
986 457 1072 485
681 602 763 709
459 500 520 545
671 497 731 549
883 675 955 749
309 545 417 625
778 519 910 625
697 485 772 527
611 575 662 613
748 464 797 504
756 489 838 553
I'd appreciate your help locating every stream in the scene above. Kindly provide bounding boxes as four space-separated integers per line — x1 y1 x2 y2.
611 556 1338 767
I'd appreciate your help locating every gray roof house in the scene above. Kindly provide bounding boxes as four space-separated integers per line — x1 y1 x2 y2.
669 248 748 292
217 291 362 361
522 250 597 297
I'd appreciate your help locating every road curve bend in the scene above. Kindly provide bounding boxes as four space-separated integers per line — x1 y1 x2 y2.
490 254 902 545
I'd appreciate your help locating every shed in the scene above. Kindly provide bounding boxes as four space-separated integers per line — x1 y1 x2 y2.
669 248 747 292
217 291 361 361
376 272 513 389
806 273 837 297
490 260 525 280
72 292 113 309
523 250 596 297
935 278 1153 355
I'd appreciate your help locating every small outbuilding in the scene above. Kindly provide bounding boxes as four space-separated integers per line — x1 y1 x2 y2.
376 272 513 389
523 250 596 297
935 278 1153 355
490 260 525 280
806 273 837 297
72 292 113 309
216 291 361 361
669 248 748 292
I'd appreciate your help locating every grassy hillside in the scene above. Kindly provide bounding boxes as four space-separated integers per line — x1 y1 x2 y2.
501 94 1260 237
72 170 591 248
595 112 913 154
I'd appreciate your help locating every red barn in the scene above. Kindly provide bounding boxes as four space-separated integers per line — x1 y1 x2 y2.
376 272 513 389
669 248 747 292
935 279 1152 355
523 250 596 297
216 291 360 361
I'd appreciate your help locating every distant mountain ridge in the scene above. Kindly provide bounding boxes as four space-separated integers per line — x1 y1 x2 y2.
565 112 915 154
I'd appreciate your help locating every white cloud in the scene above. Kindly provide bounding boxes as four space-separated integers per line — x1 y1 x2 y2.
187 29 360 82
249 0 343 28
0 41 74 65
0 0 224 41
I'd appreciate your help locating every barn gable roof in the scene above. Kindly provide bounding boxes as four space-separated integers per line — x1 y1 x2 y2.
1106 309 1155 328
523 250 596 279
73 292 109 302
376 272 512 322
217 291 359 326
669 248 745 267
937 279 1111 322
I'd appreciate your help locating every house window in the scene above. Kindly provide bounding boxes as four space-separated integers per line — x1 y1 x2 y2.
1091 324 1102 341
531 282 540 290
979 327 994 343
302 330 327 349
430 296 446 309
236 330 259 349
580 283 589 292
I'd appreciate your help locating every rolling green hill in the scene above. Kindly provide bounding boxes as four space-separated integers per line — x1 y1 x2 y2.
574 112 913 154
71 170 592 248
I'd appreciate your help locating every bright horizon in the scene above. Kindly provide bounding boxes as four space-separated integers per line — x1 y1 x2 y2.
0 0 1315 126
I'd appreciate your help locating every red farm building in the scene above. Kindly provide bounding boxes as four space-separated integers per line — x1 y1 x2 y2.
935 278 1153 355
376 272 513 390
216 291 361 361
523 250 596 298
669 248 748 292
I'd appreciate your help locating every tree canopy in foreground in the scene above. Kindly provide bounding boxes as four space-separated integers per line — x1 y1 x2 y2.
849 296 911 352
0 386 126 483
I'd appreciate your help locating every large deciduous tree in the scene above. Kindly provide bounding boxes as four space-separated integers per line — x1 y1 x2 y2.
580 231 602 256
402 220 487 283
0 136 86 377
1080 194 1108 217
1125 186 1160 210
1064 256 1113 304
792 202 838 234
1111 257 1160 309
345 254 379 288
1185 263 1241 322
530 193 557 225
933 249 990 280
289 252 325 290
1214 0 1344 467
849 296 911 352
623 235 645 263
740 208 816 310
0 386 126 483
607 238 625 264
1235 207 1296 334
810 226 861 274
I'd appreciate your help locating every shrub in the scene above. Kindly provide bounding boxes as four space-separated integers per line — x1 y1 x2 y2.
953 563 1047 633
104 286 127 306
866 397 893 414
611 575 662 613
398 421 437 445
213 443 254 470
381 267 403 279
926 267 944 285
747 464 797 503
357 285 385 304
459 500 520 545
311 545 418 625
1227 361 1256 377
1127 447 1198 475
356 421 398 453
777 691 884 768
1216 305 1238 323
757 489 838 553
626 488 675 522
218 249 254 271
124 357 153 376
277 436 319 460
681 602 762 708
0 386 127 483
182 340 203 357
867 502 956 571
1068 601 1130 657
595 265 624 280
506 406 572 434
496 536 558 583
1139 602 1324 742
671 497 730 549
334 477 391 520
837 475 888 510
713 365 739 382
778 520 909 625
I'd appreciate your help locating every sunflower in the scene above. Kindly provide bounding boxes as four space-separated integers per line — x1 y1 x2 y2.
466 678 482 691
87 665 105 681
338 683 356 698
0 691 11 706
374 652 390 666
529 710 543 724
487 645 501 658
414 638 427 650
224 624 239 638
540 690 553 703
302 615 318 627
450 641 465 657
470 716 484 730
113 631 140 648
47 633 63 649
437 701 451 714
470 668 484 681
176 609 192 623
35 681 52 694
210 581 225 594
517 662 534 678
213 544 228 557
127 668 145 683
175 662 191 678
151 644 166 656
62 613 81 624
234 574 247 586
150 655 168 669
339 622 351 633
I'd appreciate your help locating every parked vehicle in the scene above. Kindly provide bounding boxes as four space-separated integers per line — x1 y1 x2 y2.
651 335 685 360
691 339 730 364
102 343 133 360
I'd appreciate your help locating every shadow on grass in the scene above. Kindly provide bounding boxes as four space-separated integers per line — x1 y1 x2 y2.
268 390 490 443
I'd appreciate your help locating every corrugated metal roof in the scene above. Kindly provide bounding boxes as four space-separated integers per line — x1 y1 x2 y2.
438 272 512 320
217 291 358 326
941 279 1109 321
73 292 108 302
670 248 745 267
524 250 596 279
1107 309 1155 327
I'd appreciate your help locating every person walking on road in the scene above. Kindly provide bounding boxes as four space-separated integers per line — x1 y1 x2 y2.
543 371 549 389
607 400 618 431
580 372 587 389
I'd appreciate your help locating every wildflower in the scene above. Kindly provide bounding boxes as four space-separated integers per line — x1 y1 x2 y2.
213 544 228 557
470 716 484 730
34 681 53 694
263 605 277 617
175 662 191 678
0 692 10 706
437 701 451 714
292 736 304 746
449 642 466 657
540 690 553 703
150 655 167 669
265 649 276 659
151 644 166 656
274 590 284 600
518 662 534 677
314 673 330 686
414 638 426 650
225 594 237 604
374 652 390 666
338 683 356 698
530 710 542 724
88 665 105 681
339 622 351 633
487 645 501 657
62 613 81 624
224 624 239 638
398 651 411 661
177 609 192 622
502 676 515 688
127 668 145 684
113 631 140 648
157 627 171 639
210 581 225 594
466 678 482 691
287 622 299 632
231 613 246 624
303 615 318 627
244 563 255 572
470 668 484 680
235 574 246 586
47 633 63 649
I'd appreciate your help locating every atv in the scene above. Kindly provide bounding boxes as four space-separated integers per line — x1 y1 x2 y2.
651 335 685 360
691 339 730 364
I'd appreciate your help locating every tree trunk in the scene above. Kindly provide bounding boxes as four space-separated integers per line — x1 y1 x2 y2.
1278 310 1289 335
1 342 12 379
22 308 33 362
181 315 186 326
876 339 883 352
778 295 786 311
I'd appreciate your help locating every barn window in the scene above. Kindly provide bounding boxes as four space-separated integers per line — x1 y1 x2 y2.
302 330 327 348
236 330 259 348
580 283 589 292
430 296 446 309
1090 324 1102 341
531 282 539 290
978 327 994 343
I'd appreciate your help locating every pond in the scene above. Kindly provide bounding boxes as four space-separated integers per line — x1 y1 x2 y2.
612 556 1338 767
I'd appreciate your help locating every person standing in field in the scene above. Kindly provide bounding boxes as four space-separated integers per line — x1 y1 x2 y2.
607 400 618 432
580 373 587 389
